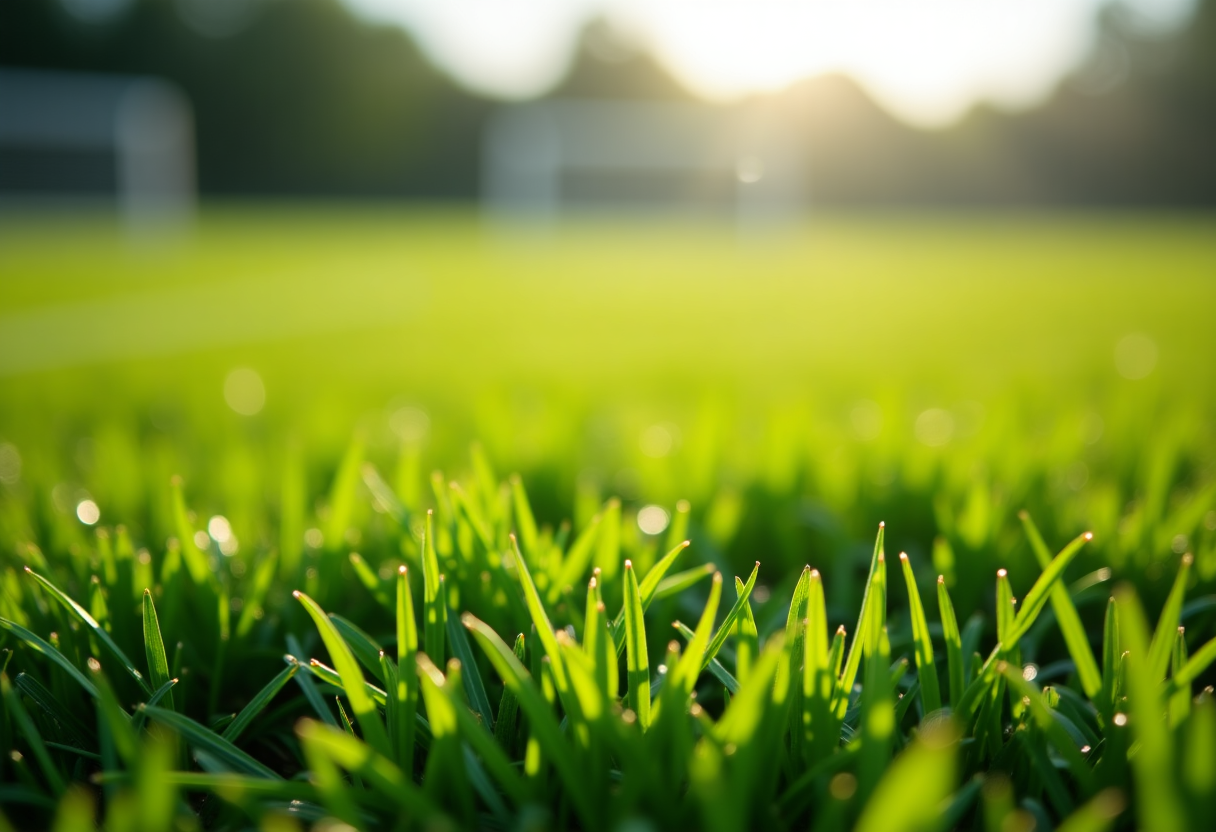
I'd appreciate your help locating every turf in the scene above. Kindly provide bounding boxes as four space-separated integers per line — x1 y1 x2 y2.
1 208 1215 830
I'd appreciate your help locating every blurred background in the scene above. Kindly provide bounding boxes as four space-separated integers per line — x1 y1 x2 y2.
2 0 1215 625
2 0 1214 207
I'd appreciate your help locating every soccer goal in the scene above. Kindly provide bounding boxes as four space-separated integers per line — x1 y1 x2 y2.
0 68 195 228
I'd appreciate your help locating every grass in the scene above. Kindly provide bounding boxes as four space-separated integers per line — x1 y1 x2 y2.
1 208 1216 830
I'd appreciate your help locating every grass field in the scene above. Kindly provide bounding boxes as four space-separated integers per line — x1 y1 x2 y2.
1 208 1215 830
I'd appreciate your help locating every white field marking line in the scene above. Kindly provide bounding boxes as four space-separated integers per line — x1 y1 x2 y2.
0 270 429 376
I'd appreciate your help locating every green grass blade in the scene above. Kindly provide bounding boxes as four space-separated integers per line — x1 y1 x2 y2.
854 720 957 832
298 718 444 820
803 568 835 760
422 510 446 664
638 539 693 607
1 672 65 797
551 510 603 604
446 602 494 733
1006 531 1094 647
701 562 758 672
857 626 895 803
610 539 691 649
141 704 281 779
235 551 278 638
24 568 150 696
89 658 140 768
286 636 338 728
441 676 529 807
298 721 362 827
348 552 392 610
623 559 651 729
1019 511 1102 697
783 565 813 759
170 476 212 585
462 613 594 827
1164 633 1216 694
1147 554 1192 684
653 563 716 602
1100 597 1120 719
937 576 965 707
12 672 94 747
1056 789 1126 832
416 654 473 818
323 432 364 550
665 499 691 554
130 677 179 735
713 633 786 745
733 575 759 684
1169 627 1190 727
93 771 318 802
329 613 387 683
397 564 419 772
668 571 723 701
141 589 173 709
0 618 98 698
996 569 1014 648
1000 664 1097 794
594 498 622 586
899 553 942 715
837 523 885 716
584 577 618 699
294 590 392 758
558 631 607 722
673 621 740 694
509 535 577 719
362 460 411 528
1113 584 1186 832
510 474 540 566
222 662 298 742
493 633 526 753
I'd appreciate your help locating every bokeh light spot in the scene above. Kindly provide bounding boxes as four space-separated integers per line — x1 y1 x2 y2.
735 155 765 184
224 368 266 415
390 406 431 442
849 400 883 441
76 499 100 525
1114 333 1158 379
914 408 954 447
640 424 676 458
0 443 21 484
637 504 671 535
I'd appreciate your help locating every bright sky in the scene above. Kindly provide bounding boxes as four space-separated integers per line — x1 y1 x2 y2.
346 0 1194 127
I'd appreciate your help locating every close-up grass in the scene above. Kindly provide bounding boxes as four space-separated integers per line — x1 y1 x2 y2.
2 209 1216 831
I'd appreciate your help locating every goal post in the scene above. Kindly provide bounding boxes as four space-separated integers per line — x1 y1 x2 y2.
0 68 195 229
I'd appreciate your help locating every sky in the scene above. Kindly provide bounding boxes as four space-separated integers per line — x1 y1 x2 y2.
345 0 1195 127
